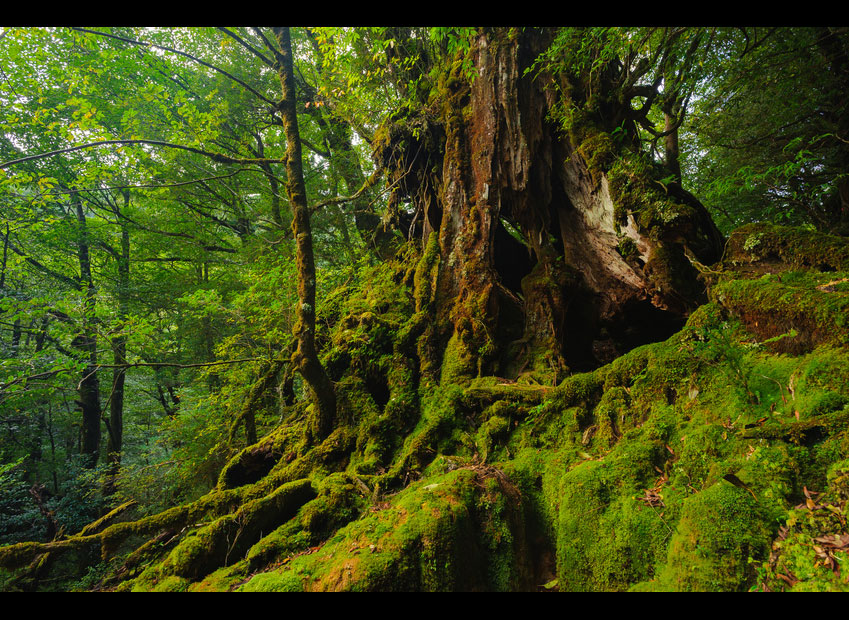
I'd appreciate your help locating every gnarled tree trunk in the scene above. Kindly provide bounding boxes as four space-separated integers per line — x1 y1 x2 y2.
388 28 724 385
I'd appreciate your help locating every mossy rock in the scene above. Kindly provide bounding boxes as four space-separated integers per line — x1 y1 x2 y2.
713 271 849 353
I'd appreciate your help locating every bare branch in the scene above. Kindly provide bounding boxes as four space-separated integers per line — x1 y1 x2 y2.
310 169 382 213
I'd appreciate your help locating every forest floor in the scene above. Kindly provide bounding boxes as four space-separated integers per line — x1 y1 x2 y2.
2 223 849 592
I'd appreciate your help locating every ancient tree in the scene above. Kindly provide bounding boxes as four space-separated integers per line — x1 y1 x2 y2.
5 27 848 594
379 28 723 386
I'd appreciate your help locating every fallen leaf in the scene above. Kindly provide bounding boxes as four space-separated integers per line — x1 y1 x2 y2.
541 579 558 590
723 473 758 500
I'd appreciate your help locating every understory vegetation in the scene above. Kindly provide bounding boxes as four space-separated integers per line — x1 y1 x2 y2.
1 26 848 592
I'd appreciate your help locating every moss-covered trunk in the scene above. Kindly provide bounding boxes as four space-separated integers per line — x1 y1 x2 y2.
272 26 336 439
393 28 723 387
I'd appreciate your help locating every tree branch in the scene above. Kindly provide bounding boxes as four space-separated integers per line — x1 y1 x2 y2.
95 358 265 370
216 27 275 67
0 139 285 170
0 230 82 291
70 28 279 108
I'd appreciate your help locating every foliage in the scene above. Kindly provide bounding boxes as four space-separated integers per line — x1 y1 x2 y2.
1 25 849 593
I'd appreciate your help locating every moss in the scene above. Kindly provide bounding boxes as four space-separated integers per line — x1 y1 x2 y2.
187 564 247 592
439 333 476 385
129 478 316 586
598 343 652 390
576 131 618 185
754 457 849 592
555 370 604 408
462 376 552 408
141 575 190 593
413 232 443 381
475 409 511 462
725 223 849 272
714 271 849 353
652 482 773 591
591 386 632 451
378 384 469 486
0 542 49 571
616 235 639 261
242 473 367 574
554 428 669 591
238 468 529 592
238 570 305 592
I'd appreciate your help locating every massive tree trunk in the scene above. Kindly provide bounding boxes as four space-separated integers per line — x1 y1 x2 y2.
383 28 724 384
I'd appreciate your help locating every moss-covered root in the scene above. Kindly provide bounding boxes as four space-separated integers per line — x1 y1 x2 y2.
236 467 532 592
128 479 316 588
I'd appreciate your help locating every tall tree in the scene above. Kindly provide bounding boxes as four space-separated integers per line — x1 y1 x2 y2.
270 27 336 439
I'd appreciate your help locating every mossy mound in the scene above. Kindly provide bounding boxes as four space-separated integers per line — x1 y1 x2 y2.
649 482 774 591
235 466 531 592
713 270 849 354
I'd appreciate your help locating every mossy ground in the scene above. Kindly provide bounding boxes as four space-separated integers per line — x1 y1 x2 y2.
2 227 849 592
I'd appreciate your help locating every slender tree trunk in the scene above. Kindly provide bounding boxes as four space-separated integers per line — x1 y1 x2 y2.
105 193 130 495
25 318 50 480
0 223 7 289
271 26 336 439
325 119 397 256
664 112 682 183
253 133 284 231
74 198 101 468
815 27 849 233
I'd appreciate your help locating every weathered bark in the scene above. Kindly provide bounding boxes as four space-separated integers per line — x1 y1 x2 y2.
272 26 336 439
386 28 723 383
